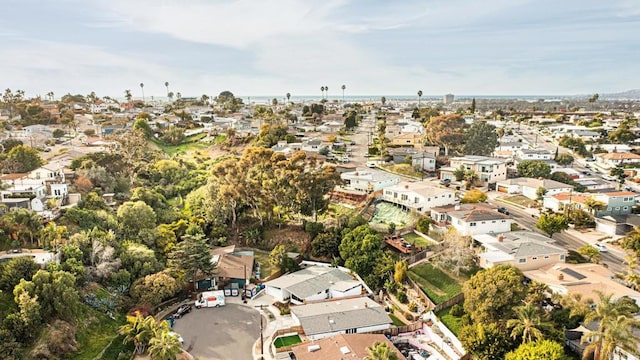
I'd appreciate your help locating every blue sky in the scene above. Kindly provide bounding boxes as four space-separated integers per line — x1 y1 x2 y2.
1 0 639 98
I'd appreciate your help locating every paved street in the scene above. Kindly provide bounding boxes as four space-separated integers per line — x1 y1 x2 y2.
489 193 628 274
173 303 261 360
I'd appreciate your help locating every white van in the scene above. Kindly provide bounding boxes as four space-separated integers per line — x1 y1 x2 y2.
366 161 376 168
195 290 226 308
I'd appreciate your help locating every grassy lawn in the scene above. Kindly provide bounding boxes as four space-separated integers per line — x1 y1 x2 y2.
273 334 302 348
71 305 126 360
389 313 406 326
435 306 463 335
152 133 212 156
402 232 435 248
408 264 463 305
381 164 421 178
502 195 538 209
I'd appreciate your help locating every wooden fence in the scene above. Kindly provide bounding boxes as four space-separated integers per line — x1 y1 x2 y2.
432 293 464 313
406 276 435 310
370 320 424 336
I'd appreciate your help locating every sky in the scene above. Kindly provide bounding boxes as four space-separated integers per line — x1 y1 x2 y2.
1 0 639 99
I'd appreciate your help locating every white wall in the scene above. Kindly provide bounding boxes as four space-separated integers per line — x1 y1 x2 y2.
329 285 362 299
454 219 512 236
306 323 391 341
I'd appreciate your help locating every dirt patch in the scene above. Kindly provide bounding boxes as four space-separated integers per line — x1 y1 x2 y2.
263 225 309 251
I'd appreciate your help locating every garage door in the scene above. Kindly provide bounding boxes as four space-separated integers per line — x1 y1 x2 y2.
497 185 508 193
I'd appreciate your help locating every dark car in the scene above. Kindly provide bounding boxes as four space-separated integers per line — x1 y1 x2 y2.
581 171 591 176
172 304 192 319
497 207 510 215
439 178 451 186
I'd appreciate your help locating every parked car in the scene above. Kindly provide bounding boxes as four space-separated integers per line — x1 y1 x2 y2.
593 243 608 253
439 178 451 186
172 304 192 319
497 207 510 215
169 331 184 344
581 171 592 176
366 161 376 168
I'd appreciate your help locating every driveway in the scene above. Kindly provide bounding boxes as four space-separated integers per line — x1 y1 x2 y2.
173 303 260 360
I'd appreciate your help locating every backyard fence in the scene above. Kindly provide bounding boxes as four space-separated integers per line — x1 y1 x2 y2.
370 320 424 336
406 276 435 310
432 293 465 313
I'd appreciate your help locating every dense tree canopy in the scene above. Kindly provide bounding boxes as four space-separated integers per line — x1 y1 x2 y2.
424 114 466 155
463 121 499 156
463 265 527 323
517 160 551 178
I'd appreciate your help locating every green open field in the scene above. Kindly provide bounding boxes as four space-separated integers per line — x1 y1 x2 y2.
152 133 213 156
70 305 127 360
273 334 302 348
408 263 463 305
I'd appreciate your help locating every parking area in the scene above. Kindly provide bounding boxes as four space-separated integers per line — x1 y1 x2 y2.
173 303 260 360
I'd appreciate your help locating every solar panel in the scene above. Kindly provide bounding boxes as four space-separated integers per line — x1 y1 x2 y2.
561 268 586 280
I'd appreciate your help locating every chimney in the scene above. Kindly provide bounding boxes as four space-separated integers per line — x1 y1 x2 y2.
497 235 504 242
558 273 564 280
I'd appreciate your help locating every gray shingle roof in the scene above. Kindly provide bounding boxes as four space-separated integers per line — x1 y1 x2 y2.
266 266 359 299
292 297 391 336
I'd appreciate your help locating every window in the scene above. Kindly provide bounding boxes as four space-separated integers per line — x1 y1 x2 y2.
623 206 629 211
401 194 408 201
346 328 357 334
544 255 550 259
532 257 538 261
501 220 506 223
469 222 476 227
492 220 496 223
394 192 398 199
414 197 419 204
560 254 565 260
518 258 526 263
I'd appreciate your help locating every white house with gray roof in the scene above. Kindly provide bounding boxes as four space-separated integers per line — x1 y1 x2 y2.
340 170 399 193
473 231 568 271
430 203 512 236
496 177 574 200
290 297 392 340
265 265 363 304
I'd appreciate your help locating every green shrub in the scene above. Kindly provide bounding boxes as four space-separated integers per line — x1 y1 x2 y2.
416 218 431 234
408 301 418 312
397 291 408 304
450 304 464 317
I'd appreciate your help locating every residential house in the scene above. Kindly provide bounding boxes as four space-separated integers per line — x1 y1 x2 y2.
497 141 526 153
595 152 640 169
290 334 406 360
440 156 508 184
543 192 591 213
411 152 437 172
290 297 392 340
301 139 323 153
516 149 553 161
572 129 602 142
430 203 512 236
340 170 399 193
592 191 637 216
523 262 640 305
573 177 615 192
473 231 568 271
214 253 254 288
265 265 364 305
382 181 456 215
496 177 574 200
390 132 423 147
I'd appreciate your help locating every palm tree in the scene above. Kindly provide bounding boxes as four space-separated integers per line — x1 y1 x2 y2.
125 89 132 104
581 291 640 360
325 86 328 99
463 170 479 189
140 83 145 103
594 315 640 360
320 86 325 100
176 92 182 101
167 92 174 102
147 322 182 360
119 312 154 354
584 198 606 216
164 81 169 97
341 84 346 103
417 90 423 108
507 304 552 343
286 92 291 103
624 255 640 290
365 342 400 360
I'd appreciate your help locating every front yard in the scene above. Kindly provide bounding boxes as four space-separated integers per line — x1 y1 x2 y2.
501 195 539 209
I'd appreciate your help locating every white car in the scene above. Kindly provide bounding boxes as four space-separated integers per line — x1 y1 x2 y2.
593 243 608 253
366 161 376 168
169 331 184 344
